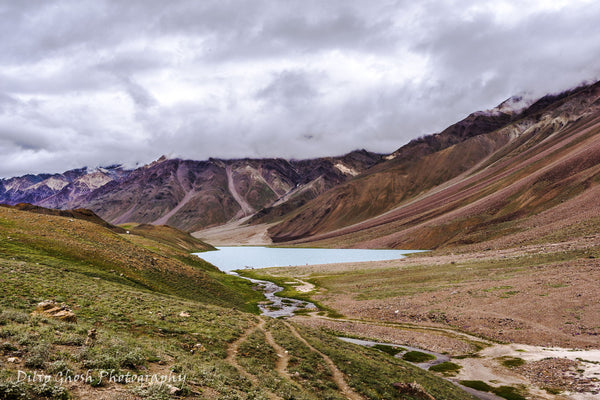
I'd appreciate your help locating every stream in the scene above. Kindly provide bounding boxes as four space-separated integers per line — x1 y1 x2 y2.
230 272 317 317
338 337 504 400
234 272 502 400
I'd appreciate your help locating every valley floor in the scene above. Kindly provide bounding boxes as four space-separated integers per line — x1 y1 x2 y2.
192 217 273 246
241 235 600 399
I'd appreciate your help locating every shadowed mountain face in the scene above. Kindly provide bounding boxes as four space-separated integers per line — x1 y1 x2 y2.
267 81 600 248
0 151 381 232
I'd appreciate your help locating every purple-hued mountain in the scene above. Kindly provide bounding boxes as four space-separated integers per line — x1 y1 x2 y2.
0 151 381 232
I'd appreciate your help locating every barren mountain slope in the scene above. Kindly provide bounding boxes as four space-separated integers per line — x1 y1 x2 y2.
1 151 381 233
268 81 600 249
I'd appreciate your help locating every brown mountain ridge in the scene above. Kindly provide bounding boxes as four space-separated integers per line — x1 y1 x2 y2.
266 81 600 249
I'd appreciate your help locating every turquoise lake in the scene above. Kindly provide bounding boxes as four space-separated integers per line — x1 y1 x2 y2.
195 246 423 272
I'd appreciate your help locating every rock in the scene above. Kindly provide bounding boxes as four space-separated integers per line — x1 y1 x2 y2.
179 311 190 318
393 381 436 400
32 300 77 323
7 357 20 363
84 328 97 346
190 343 206 354
167 384 182 395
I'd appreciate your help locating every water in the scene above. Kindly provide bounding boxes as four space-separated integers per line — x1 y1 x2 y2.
229 272 317 318
337 337 449 368
195 246 423 272
338 338 500 400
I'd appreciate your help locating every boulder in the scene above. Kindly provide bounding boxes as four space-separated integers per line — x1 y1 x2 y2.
393 381 436 400
32 300 77 323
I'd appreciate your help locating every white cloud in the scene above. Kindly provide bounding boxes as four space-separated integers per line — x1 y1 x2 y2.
0 0 599 177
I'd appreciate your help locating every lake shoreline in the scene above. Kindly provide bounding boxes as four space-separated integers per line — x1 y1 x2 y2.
195 245 424 272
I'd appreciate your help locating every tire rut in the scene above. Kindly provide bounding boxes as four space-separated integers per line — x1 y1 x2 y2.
283 321 364 400
225 319 282 400
225 320 260 385
260 317 292 382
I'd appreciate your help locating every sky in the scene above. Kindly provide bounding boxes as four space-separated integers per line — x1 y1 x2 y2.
1 0 600 178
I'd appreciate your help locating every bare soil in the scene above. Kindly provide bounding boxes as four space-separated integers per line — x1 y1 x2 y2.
265 239 600 349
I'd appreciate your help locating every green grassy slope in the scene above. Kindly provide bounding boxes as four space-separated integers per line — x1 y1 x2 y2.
0 206 260 312
0 206 476 399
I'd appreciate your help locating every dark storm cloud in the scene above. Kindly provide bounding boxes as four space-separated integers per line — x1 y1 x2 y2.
1 0 599 177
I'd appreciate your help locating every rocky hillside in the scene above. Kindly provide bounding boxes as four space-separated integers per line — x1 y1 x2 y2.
0 151 381 232
0 165 128 208
267 81 600 249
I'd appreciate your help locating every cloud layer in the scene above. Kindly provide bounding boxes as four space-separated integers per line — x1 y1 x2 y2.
1 0 599 177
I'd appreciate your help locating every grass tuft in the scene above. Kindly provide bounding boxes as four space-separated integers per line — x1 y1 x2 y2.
402 350 436 363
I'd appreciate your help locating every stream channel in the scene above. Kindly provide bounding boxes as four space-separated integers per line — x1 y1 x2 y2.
229 271 316 317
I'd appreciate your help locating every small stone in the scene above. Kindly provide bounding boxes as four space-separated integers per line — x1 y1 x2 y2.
179 311 190 318
7 357 20 363
167 384 182 395
190 343 206 354
84 328 97 346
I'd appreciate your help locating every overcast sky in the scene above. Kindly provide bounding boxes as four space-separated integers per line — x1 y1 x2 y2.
1 0 599 177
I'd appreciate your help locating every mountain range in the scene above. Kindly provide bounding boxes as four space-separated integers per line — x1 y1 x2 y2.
2 80 600 249
0 151 381 232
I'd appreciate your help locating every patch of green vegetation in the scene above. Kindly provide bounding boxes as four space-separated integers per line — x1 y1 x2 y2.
483 285 513 292
543 387 562 395
402 351 436 363
460 380 493 392
499 356 526 368
372 344 405 356
429 361 462 376
0 256 274 399
547 282 568 288
453 353 482 359
0 208 265 313
260 320 346 399
459 380 527 400
236 327 308 398
492 385 527 400
0 380 69 400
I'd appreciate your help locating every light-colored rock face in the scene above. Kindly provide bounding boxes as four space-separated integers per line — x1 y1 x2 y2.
0 166 127 208
334 163 359 176
29 177 70 191
75 171 113 190
31 300 77 323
